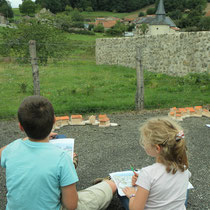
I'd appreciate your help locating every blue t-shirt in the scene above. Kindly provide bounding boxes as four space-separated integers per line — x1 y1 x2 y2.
1 139 79 210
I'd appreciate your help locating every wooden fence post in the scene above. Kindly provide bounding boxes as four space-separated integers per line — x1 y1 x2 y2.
135 47 144 110
29 40 40 95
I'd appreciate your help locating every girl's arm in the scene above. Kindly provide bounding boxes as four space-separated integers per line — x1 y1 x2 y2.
123 186 149 210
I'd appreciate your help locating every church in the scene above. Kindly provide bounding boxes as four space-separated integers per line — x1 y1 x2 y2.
135 0 180 35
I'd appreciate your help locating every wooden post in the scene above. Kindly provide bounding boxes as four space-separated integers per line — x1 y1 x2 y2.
29 40 40 95
135 47 144 110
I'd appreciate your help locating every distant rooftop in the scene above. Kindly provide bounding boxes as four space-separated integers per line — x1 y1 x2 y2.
135 0 177 27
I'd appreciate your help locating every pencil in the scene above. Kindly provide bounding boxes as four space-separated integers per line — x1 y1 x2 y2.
130 165 136 173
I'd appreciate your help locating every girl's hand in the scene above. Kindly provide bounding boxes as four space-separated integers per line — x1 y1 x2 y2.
132 171 139 186
123 187 136 199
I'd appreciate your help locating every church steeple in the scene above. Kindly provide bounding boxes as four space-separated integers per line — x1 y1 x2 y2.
156 0 166 21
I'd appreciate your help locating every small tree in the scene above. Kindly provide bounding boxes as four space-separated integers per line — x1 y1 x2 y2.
0 0 13 18
65 5 73 12
93 24 104 33
19 0 36 16
85 6 93 12
0 19 68 64
139 23 149 35
146 8 156 15
198 16 210 31
88 24 94 31
71 10 84 22
138 11 145 17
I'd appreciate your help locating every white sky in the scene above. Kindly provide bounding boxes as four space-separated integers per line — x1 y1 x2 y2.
10 0 35 8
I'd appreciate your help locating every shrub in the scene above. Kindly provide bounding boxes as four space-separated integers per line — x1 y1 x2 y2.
88 24 94 31
93 24 104 33
138 11 145 17
0 19 68 64
146 8 156 15
85 6 93 12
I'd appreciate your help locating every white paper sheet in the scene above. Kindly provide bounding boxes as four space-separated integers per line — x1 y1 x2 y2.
50 138 74 160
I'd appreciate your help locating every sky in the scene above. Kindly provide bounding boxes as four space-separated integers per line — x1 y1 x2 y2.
10 0 35 8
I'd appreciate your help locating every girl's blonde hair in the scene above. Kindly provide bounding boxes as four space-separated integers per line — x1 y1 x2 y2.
140 117 188 174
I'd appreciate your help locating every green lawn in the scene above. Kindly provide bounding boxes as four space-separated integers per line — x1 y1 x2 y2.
0 56 209 119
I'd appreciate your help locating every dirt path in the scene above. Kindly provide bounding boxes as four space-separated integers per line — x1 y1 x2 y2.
0 110 210 209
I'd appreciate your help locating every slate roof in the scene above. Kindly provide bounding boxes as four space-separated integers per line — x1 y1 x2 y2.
135 0 177 27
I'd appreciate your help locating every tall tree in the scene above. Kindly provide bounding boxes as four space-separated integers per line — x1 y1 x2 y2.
19 0 36 16
35 0 71 13
0 0 13 18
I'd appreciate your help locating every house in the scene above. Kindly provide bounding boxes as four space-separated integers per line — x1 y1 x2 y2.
168 106 210 121
94 17 121 29
135 0 180 35
99 117 111 127
53 116 70 129
0 13 8 25
70 115 85 125
89 115 96 124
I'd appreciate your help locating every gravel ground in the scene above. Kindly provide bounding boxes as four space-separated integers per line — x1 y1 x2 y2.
0 110 210 210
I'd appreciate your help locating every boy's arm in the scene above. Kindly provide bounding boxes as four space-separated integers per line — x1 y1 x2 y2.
0 145 7 164
61 183 78 210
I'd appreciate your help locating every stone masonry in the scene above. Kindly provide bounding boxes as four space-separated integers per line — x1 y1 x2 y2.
96 32 210 76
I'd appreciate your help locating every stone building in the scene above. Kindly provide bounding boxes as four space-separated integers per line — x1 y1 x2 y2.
135 0 180 35
0 13 8 25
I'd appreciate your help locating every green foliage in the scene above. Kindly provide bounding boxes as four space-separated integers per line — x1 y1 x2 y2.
35 0 156 13
138 11 145 17
85 6 93 12
70 10 84 22
88 23 94 31
146 7 156 15
35 0 71 13
198 16 210 30
139 23 149 34
127 23 135 32
167 10 182 20
0 19 68 64
0 0 13 18
105 21 128 36
65 5 73 12
19 0 37 16
93 24 104 33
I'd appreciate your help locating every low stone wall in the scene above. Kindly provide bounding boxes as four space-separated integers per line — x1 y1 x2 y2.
96 32 210 76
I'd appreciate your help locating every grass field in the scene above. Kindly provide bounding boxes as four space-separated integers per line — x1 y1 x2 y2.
1 9 209 118
0 55 209 119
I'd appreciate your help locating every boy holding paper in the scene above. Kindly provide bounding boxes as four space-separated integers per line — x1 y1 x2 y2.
0 95 116 210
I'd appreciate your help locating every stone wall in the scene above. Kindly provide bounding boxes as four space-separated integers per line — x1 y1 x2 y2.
96 32 210 76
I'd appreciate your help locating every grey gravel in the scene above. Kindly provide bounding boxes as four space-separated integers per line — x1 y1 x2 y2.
0 110 210 210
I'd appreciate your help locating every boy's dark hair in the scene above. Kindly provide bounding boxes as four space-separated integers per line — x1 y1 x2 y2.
18 96 54 140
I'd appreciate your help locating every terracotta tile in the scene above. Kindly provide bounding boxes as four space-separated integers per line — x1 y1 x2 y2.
71 115 82 119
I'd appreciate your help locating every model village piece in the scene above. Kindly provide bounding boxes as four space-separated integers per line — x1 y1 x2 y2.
52 114 118 130
99 114 111 127
84 115 99 125
168 106 210 121
70 115 85 125
53 116 70 130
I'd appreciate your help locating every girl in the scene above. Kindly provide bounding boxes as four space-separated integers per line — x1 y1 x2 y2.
122 117 191 210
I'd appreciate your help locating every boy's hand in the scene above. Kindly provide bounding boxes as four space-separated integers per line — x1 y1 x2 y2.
49 132 58 139
132 171 139 186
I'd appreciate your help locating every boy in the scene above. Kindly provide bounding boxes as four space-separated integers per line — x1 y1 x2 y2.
0 96 116 210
